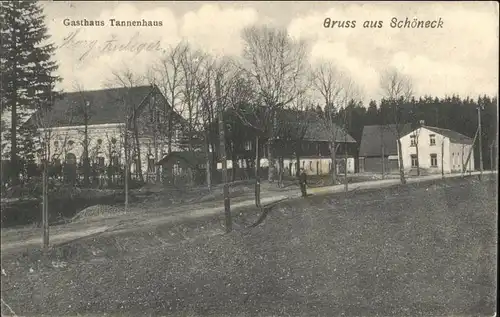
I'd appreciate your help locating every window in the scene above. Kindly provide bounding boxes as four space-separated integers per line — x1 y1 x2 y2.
147 155 155 173
309 161 312 171
54 141 59 148
430 154 437 167
97 139 103 145
244 141 252 151
410 135 416 147
411 154 418 167
68 140 74 146
429 134 436 146
97 157 105 167
111 137 117 144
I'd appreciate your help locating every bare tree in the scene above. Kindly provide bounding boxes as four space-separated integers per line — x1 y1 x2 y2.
108 67 144 210
379 68 414 185
196 56 218 190
312 61 357 185
225 73 261 206
151 42 188 154
72 82 94 187
32 83 72 252
110 68 146 185
240 25 309 183
276 90 314 187
177 46 207 186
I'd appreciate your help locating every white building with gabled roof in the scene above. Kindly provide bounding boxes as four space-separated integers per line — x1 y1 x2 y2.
398 124 475 174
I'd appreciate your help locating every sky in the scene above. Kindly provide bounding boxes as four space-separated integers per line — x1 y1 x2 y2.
42 1 499 104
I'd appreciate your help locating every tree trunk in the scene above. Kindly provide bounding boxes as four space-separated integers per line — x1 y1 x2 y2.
255 136 261 207
42 161 49 252
329 142 337 184
344 145 348 194
415 136 420 177
124 129 129 211
10 98 19 185
83 124 90 187
154 131 160 183
267 139 275 182
133 124 143 183
245 158 251 179
397 138 407 184
232 154 238 182
381 131 385 179
278 157 284 188
217 74 231 233
10 30 19 186
461 144 465 177
441 140 445 179
204 131 211 191
295 145 301 178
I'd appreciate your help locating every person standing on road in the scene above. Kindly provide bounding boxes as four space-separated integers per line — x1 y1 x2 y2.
299 168 308 197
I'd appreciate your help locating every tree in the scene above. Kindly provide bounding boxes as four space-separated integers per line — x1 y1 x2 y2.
240 25 309 183
110 68 146 184
31 77 71 252
151 42 188 154
1 1 60 185
312 61 356 185
108 68 144 210
276 92 314 184
379 68 414 185
196 55 219 190
226 75 261 205
72 82 94 187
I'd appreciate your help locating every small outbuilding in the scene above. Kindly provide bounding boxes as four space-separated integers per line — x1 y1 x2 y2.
156 151 206 186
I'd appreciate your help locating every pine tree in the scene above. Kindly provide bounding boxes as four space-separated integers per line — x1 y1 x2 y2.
0 1 60 185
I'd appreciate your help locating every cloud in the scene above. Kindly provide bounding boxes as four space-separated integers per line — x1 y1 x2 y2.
310 41 380 100
45 2 498 101
47 3 258 91
288 2 498 101
180 4 258 56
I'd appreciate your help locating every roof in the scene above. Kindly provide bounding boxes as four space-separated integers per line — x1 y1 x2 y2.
421 126 474 145
276 109 356 143
33 85 157 127
156 151 206 166
359 124 413 157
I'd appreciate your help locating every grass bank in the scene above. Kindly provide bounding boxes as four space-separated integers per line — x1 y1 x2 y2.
1 176 497 316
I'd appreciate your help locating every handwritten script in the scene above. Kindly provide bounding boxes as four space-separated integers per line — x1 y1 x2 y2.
58 29 163 61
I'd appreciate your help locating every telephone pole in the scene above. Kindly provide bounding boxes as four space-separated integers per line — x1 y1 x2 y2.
477 105 484 180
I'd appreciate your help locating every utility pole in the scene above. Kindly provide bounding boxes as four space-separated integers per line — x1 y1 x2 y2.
380 126 385 179
463 127 479 175
217 71 231 233
490 141 496 171
477 105 484 180
441 139 445 179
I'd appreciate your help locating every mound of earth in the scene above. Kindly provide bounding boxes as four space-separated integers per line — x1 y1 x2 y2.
72 204 125 221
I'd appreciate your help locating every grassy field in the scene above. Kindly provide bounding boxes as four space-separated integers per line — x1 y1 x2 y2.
1 175 497 317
